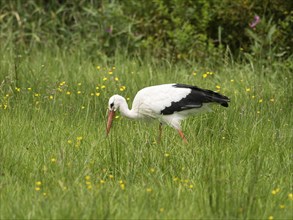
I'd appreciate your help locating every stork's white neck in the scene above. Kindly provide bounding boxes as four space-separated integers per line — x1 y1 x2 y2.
116 96 139 119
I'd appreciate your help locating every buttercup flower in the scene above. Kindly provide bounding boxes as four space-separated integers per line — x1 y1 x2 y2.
146 188 152 192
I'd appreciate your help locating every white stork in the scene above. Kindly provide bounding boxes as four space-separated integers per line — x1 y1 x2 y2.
106 83 230 143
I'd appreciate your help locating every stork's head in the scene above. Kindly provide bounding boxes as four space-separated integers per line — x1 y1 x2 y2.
106 95 124 135
108 95 121 112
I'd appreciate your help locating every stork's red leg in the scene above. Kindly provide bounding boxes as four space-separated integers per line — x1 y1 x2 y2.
178 130 188 143
158 123 163 143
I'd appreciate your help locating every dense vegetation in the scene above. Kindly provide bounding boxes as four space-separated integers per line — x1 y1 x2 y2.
0 1 292 219
0 0 292 61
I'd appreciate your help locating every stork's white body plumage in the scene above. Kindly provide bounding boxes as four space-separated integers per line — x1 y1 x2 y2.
129 84 210 128
107 83 230 143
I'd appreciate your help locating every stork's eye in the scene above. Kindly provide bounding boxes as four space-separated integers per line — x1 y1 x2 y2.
110 103 114 108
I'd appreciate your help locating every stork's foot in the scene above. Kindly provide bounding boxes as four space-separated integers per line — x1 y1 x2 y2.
178 130 188 144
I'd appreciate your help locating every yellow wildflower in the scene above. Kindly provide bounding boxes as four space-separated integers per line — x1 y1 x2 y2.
246 88 251 92
173 177 179 181
268 216 273 220
51 158 56 163
216 85 221 89
95 93 100 97
85 175 90 181
35 181 42 186
15 87 20 92
120 183 125 190
35 187 41 191
202 73 208 78
230 79 234 82
77 83 82 86
108 71 113 75
115 77 119 81
103 77 108 81
120 86 126 91
146 188 152 192
279 204 285 209
96 65 100 70
100 180 105 184
77 136 83 141
164 153 170 157
109 175 114 179
49 95 53 100
258 99 263 103
77 91 81 94
272 188 280 195
150 168 155 173
288 193 293 200
270 98 275 102
27 88 32 91
101 85 106 89
67 140 72 144
66 91 71 95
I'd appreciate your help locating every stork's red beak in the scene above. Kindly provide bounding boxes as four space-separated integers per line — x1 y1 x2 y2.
106 110 115 136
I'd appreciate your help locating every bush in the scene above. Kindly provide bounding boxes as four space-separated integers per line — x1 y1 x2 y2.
0 0 291 62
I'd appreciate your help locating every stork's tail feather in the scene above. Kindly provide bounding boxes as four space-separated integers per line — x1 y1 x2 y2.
203 89 230 107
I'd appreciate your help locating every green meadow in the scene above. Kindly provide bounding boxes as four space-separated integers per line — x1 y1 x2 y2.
0 46 292 219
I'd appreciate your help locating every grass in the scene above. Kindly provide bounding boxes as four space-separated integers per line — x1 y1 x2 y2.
0 45 292 219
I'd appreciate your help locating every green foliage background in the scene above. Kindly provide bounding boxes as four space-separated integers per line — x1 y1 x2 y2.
0 1 293 219
0 0 292 61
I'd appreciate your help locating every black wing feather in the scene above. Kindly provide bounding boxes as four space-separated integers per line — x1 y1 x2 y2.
160 84 230 115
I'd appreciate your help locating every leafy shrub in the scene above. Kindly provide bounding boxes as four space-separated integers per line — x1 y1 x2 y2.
0 0 291 62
